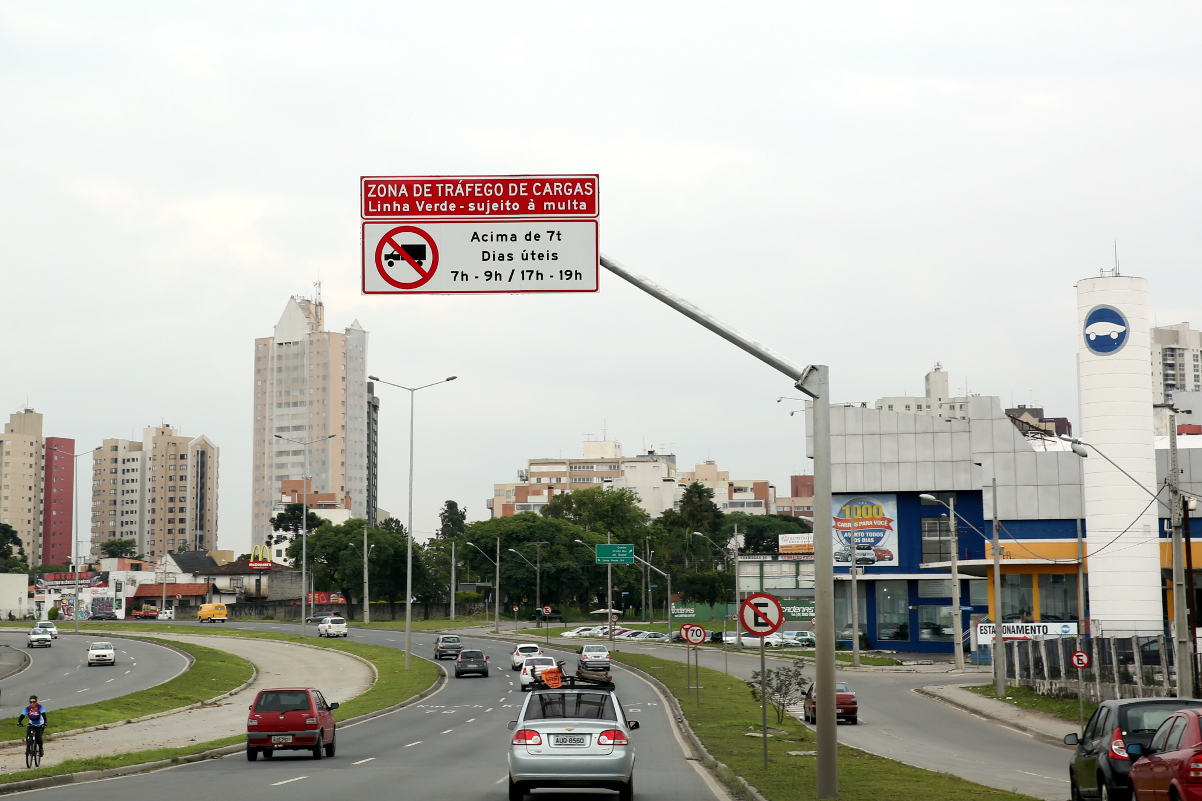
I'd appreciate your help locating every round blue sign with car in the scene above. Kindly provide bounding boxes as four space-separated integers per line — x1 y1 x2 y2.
1083 304 1129 355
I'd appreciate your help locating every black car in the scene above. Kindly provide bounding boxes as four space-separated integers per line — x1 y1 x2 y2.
1066 697 1202 800
88 612 118 621
455 649 489 678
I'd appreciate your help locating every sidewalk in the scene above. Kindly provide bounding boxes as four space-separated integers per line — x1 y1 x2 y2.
0 634 374 774
919 683 1079 747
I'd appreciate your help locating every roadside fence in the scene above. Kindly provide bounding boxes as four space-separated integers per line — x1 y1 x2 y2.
1004 634 1183 702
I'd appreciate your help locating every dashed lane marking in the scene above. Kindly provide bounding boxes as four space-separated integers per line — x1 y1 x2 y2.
124 670 131 674
404 741 421 747
466 718 476 723
495 777 508 785
76 689 88 693
105 679 114 683
271 777 308 786
441 729 453 734
352 758 376 765
484 708 493 713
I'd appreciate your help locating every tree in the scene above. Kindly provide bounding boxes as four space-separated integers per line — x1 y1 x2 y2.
720 512 811 555
678 482 723 536
437 501 467 539
541 486 649 539
0 523 28 573
285 518 408 605
99 538 138 558
747 662 809 725
270 503 324 534
674 571 734 619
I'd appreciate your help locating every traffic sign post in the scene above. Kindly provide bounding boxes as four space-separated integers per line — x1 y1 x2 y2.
1072 646 1091 730
740 593 784 769
543 605 554 645
595 544 635 564
680 624 707 709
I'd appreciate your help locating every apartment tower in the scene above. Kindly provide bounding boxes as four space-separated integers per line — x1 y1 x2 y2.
89 425 220 558
251 296 369 547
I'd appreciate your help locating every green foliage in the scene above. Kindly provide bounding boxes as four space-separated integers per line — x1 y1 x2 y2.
0 523 27 573
47 606 59 620
99 538 138 558
270 503 324 534
747 661 809 724
456 590 484 603
438 500 467 539
675 570 734 616
677 481 724 535
286 518 409 604
720 512 811 555
541 486 649 538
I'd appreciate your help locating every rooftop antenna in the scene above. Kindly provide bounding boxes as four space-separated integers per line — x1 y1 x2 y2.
313 279 323 305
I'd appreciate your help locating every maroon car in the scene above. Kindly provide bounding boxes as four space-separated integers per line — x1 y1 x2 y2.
247 687 339 761
802 681 858 725
1127 707 1202 800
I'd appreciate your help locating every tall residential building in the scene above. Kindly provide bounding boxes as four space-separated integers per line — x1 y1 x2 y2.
1153 322 1202 404
489 441 681 518
775 474 814 519
89 425 220 559
875 364 973 419
251 296 369 546
1 409 75 565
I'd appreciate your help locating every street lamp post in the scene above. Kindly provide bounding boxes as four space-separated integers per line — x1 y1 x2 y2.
351 540 375 623
466 539 500 633
508 547 540 627
369 375 457 670
275 433 335 638
920 494 965 672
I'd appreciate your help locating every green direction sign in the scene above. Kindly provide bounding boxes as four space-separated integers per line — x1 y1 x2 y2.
595 544 635 564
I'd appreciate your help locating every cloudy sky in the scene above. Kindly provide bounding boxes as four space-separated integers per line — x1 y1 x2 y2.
3 3 1201 554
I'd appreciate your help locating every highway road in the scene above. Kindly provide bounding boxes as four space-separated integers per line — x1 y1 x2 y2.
0 630 188 723
20 623 722 801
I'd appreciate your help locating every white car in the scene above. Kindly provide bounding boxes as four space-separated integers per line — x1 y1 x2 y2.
317 616 348 637
34 621 58 639
518 656 558 689
616 630 646 640
578 644 611 671
27 628 52 648
511 643 543 670
157 609 174 620
87 641 116 666
764 634 802 648
560 626 596 639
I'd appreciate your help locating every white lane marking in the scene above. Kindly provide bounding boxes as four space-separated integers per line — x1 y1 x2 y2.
62 673 69 676
499 698 506 702
271 777 308 786
404 741 421 747
106 679 115 683
466 718 476 723
441 729 453 734
495 777 508 784
484 708 493 713
76 688 89 693
124 670 131 674
1016 770 1069 782
352 757 375 765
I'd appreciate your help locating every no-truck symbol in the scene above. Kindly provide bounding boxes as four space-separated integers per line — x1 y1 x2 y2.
375 225 440 289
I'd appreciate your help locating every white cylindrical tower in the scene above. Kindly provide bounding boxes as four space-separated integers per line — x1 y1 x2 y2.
1077 275 1160 633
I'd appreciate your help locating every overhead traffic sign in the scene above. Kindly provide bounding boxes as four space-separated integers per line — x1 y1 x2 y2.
739 592 784 637
1071 650 1091 669
595 544 635 564
361 175 598 220
363 220 597 294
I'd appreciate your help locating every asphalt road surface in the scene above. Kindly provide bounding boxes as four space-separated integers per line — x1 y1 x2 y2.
0 630 189 722
21 624 721 801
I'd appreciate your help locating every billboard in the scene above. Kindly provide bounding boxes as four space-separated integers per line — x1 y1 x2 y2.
832 494 899 567
779 533 813 558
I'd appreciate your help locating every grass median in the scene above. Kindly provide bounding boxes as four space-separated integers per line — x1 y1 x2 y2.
611 652 1039 801
964 683 1096 726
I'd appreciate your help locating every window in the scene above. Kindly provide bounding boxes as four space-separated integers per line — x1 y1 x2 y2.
887 404 894 411
876 580 909 641
969 579 988 606
1001 574 1033 621
921 518 951 563
523 692 617 721
1166 716 1189 752
1150 717 1175 752
918 579 952 598
1037 574 1078 621
918 605 953 641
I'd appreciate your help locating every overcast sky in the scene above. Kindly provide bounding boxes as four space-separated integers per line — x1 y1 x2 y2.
3 3 1201 555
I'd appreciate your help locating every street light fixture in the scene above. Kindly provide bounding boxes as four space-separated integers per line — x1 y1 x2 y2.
275 433 336 637
466 539 501 633
369 374 457 670
919 494 965 673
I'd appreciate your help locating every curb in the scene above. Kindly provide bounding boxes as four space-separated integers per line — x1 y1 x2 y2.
0 646 31 684
914 686 1074 749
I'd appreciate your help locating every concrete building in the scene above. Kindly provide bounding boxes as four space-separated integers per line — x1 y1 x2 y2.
676 461 775 515
252 295 369 547
489 441 681 518
1 409 75 564
875 364 972 420
89 425 220 559
1153 322 1202 404
775 475 815 519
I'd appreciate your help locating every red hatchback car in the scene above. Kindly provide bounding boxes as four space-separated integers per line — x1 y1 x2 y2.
802 681 858 725
247 687 340 761
1128 708 1202 800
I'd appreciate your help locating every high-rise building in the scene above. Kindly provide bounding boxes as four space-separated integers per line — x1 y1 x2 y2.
89 425 220 559
1152 322 1202 404
1 409 75 565
251 296 369 547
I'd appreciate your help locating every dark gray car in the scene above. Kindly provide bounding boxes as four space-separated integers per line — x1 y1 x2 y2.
456 649 489 678
434 634 464 660
1066 697 1202 800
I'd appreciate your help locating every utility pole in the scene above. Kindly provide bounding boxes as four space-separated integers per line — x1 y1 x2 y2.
992 477 1006 698
949 495 965 672
850 565 861 667
1170 410 1192 698
363 518 371 625
450 541 457 622
495 538 501 633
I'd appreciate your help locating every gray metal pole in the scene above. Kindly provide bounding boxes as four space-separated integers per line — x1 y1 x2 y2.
949 496 965 672
301 446 308 638
364 518 370 625
405 387 415 670
1075 516 1084 639
495 537 501 633
807 365 837 799
992 477 1005 698
761 636 769 769
451 541 456 622
1171 411 1191 698
850 566 860 667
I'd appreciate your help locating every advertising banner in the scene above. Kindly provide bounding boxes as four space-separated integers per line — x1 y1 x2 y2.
779 533 813 559
976 621 1079 643
37 571 109 589
832 494 899 567
307 592 347 605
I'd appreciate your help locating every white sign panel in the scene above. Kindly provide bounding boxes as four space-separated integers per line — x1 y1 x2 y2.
832 494 899 567
976 621 1079 643
362 220 598 294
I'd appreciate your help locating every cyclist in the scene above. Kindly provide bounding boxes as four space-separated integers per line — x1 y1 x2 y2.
18 696 47 756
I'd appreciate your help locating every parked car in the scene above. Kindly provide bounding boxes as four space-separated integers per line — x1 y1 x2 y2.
615 630 646 640
33 621 58 638
246 687 339 761
197 603 228 623
519 656 559 690
317 616 348 638
433 634 464 660
27 628 52 648
87 641 116 666
560 627 596 639
578 644 611 672
782 630 816 647
88 612 118 621
803 681 858 725
157 608 174 620
764 633 802 648
511 643 543 670
1127 707 1202 800
305 613 329 623
455 649 490 678
642 632 668 642
507 676 639 801
1065 697 1202 801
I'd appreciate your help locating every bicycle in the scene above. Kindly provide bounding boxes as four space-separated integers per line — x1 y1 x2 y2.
19 724 42 768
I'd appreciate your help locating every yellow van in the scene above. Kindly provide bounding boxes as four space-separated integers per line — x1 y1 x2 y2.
197 603 228 623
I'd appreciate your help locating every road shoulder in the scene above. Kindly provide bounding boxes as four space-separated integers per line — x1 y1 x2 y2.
917 684 1078 748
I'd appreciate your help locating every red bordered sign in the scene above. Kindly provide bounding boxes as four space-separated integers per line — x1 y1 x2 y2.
739 592 784 637
681 624 707 645
1071 650 1091 669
